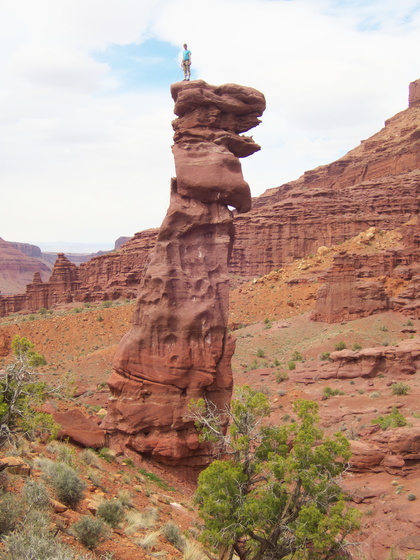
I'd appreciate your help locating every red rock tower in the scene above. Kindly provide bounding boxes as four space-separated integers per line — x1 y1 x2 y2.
103 81 265 466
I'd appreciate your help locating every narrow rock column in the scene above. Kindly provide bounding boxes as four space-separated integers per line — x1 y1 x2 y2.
103 80 265 466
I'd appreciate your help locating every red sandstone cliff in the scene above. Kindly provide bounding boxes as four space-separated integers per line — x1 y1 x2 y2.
0 253 81 316
231 78 420 277
76 229 158 302
0 238 51 295
311 223 420 323
75 77 420 295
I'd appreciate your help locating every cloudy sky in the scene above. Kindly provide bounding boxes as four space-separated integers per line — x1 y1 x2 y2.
1 0 419 252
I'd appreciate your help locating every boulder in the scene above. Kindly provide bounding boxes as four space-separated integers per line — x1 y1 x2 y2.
349 440 385 471
52 409 105 448
371 426 420 460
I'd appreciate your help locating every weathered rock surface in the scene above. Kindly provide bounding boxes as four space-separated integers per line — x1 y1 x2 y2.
229 78 420 278
0 239 110 298
371 426 420 461
409 77 420 107
103 81 265 466
347 426 420 473
348 440 385 471
52 79 420 316
171 81 264 213
0 456 31 475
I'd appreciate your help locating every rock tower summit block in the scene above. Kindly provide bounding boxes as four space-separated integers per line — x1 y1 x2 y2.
171 80 266 213
103 80 265 466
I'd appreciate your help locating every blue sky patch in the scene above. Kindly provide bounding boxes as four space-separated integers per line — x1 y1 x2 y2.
93 38 184 91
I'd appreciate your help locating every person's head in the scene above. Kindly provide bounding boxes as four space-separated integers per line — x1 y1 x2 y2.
183 43 187 49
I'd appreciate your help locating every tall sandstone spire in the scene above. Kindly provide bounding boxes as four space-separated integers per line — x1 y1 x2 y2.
103 81 265 466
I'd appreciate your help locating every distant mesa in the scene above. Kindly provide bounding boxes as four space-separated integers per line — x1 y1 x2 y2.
0 237 51 296
409 77 420 107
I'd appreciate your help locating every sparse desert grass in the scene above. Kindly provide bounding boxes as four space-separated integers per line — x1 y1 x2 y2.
161 521 185 550
0 492 24 536
80 448 100 467
2 523 90 560
136 530 160 550
72 515 110 549
371 407 407 429
138 468 175 491
55 443 77 466
23 479 50 510
182 540 208 560
86 468 102 487
391 382 410 396
0 471 8 492
97 499 125 528
323 387 344 399
40 461 86 509
97 447 115 463
245 359 259 372
117 489 133 507
125 507 158 535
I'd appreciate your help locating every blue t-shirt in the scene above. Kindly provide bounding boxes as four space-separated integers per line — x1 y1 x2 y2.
183 50 191 62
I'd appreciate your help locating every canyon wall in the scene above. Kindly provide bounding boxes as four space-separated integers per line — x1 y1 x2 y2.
312 228 420 323
0 238 51 296
230 80 420 277
0 254 80 316
76 77 420 292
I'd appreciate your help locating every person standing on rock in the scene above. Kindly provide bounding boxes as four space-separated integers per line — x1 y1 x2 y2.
181 43 191 81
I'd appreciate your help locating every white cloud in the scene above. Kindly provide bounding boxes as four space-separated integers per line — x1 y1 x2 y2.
0 0 419 250
9 44 110 93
